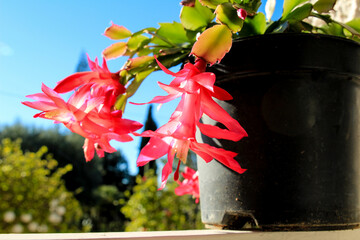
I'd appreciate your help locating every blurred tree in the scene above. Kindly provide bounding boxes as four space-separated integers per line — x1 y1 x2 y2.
121 169 203 231
138 105 158 177
75 50 90 72
0 123 102 203
0 123 135 232
89 184 126 232
102 151 135 191
88 151 135 232
0 138 84 233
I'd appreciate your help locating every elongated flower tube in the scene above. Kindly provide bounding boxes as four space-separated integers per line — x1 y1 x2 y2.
133 58 247 188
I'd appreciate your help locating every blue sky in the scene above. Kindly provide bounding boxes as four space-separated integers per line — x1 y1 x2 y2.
0 0 283 175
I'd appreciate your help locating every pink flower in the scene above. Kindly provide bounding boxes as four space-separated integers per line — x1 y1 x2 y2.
54 56 125 113
22 56 142 162
134 58 247 189
175 167 200 203
80 110 143 161
54 55 125 96
237 8 247 20
180 0 195 7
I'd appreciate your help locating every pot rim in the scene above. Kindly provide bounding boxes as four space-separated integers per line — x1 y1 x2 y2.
210 33 360 77
232 33 360 46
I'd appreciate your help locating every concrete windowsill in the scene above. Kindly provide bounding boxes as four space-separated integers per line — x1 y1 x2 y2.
0 229 360 240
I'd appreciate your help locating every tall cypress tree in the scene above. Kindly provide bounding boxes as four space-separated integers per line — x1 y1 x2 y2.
75 50 90 72
138 105 158 176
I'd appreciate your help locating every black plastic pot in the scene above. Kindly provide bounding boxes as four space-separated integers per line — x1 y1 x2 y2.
197 33 360 230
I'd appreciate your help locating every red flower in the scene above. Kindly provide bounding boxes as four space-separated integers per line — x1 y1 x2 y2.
134 58 247 189
54 56 125 96
22 56 142 162
175 167 200 203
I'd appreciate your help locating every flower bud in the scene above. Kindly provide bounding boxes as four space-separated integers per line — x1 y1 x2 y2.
180 0 195 7
237 8 247 20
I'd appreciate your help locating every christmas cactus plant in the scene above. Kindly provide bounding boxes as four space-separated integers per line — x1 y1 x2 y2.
23 0 360 201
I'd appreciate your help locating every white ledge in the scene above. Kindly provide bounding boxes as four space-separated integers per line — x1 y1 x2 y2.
1 229 360 240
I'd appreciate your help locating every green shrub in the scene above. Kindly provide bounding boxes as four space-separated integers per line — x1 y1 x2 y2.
121 169 203 231
0 138 84 233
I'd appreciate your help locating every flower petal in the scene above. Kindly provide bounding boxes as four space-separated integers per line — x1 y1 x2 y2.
155 57 176 76
83 138 95 162
41 83 68 109
201 91 247 137
137 137 169 167
54 72 95 93
108 133 133 142
212 86 233 100
158 82 184 95
25 93 49 101
197 122 246 141
159 148 176 190
191 141 246 174
192 72 216 92
21 101 57 112
130 93 181 105
113 119 143 134
81 117 110 136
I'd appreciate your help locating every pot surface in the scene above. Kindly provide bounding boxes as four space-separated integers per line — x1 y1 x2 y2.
198 34 360 231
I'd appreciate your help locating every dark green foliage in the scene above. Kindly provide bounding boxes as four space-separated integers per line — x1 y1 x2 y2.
0 138 84 233
138 105 158 177
0 122 205 232
121 170 203 231
0 123 102 203
0 123 134 232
